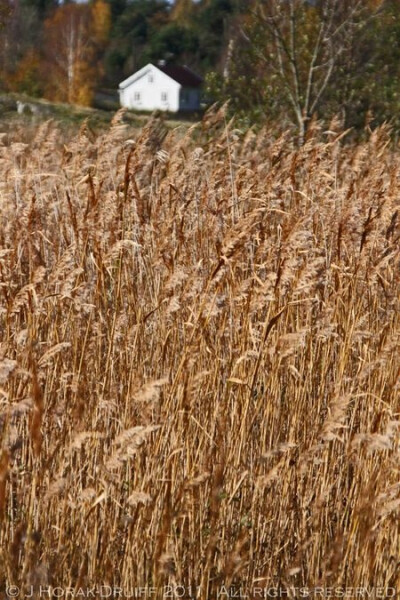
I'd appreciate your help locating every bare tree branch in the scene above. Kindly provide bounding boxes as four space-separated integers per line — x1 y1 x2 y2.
245 0 379 142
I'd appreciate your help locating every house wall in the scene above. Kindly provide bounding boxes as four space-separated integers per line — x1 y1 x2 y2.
179 88 201 111
120 65 181 112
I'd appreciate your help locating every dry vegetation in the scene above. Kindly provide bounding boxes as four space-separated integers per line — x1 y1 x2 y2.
0 109 399 596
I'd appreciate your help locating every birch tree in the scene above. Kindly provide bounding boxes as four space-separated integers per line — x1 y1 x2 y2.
43 4 95 105
245 0 383 142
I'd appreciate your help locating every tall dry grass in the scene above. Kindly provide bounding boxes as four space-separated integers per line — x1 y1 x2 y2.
0 109 399 596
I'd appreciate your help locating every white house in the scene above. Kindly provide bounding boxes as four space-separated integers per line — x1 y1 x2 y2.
118 62 203 113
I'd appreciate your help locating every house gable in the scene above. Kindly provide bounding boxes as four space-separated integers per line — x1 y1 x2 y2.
119 63 181 91
119 63 202 113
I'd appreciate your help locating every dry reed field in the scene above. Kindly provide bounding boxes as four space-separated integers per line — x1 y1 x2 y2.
0 109 399 597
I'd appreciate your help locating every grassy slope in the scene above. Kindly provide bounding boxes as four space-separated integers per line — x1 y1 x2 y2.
0 94 195 143
0 108 399 593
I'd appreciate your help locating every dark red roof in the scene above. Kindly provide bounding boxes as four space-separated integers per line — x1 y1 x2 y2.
157 64 203 88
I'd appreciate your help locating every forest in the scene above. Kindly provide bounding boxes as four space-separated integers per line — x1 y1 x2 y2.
1 0 400 135
0 0 242 103
1 0 400 136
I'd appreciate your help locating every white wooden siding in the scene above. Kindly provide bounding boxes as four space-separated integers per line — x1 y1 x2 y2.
119 64 180 112
119 63 201 113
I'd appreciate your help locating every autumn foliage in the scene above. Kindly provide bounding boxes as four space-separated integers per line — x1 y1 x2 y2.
41 2 110 106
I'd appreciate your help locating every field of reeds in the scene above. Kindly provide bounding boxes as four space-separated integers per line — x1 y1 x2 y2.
0 108 399 598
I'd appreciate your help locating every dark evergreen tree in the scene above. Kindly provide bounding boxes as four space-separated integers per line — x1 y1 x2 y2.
20 0 58 19
103 0 169 84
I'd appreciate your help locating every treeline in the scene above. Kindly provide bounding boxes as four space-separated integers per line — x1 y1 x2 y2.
0 0 241 105
1 0 400 137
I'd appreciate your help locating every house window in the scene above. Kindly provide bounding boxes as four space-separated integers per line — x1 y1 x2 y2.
148 74 153 83
161 92 168 102
134 92 141 101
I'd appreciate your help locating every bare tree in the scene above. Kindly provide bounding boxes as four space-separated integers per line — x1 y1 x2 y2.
245 0 383 143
